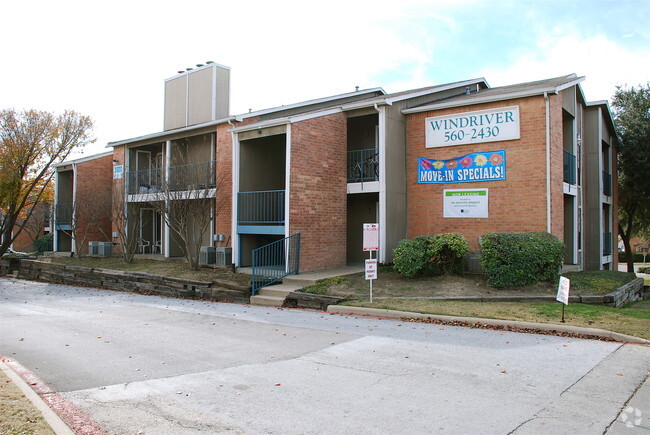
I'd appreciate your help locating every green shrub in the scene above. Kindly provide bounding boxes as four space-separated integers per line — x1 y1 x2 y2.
638 266 650 274
480 232 564 287
33 233 53 253
393 233 469 278
618 251 646 263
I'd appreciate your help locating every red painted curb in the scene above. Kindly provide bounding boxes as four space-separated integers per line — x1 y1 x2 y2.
1 356 107 435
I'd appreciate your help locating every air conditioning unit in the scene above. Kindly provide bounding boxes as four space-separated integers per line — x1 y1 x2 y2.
88 241 100 255
215 247 232 267
200 246 216 265
98 242 112 257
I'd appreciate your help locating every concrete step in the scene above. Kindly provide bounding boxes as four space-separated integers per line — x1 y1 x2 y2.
282 276 319 287
249 294 285 307
250 283 305 306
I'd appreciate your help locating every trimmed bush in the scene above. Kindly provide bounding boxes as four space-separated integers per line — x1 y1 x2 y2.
33 233 53 253
618 251 647 263
638 266 650 274
393 233 469 278
480 232 564 287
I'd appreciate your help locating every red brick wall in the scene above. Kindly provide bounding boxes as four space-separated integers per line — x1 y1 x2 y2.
406 95 564 251
215 123 233 247
74 154 114 253
289 113 348 271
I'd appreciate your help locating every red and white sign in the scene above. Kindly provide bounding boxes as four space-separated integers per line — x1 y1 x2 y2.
363 223 379 251
556 277 570 305
365 259 378 280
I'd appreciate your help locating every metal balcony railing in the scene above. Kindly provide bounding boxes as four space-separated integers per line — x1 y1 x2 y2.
563 150 576 185
602 171 612 196
603 232 612 256
237 190 285 225
126 160 216 194
348 148 379 183
54 203 73 225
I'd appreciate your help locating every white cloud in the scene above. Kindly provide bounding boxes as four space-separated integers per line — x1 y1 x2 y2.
478 33 650 102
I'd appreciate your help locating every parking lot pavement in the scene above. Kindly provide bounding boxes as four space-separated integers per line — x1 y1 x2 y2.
1 278 648 434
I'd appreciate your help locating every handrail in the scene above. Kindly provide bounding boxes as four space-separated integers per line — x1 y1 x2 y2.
251 233 301 295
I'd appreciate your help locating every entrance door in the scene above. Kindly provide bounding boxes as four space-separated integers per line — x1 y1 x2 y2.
135 151 152 192
139 208 162 254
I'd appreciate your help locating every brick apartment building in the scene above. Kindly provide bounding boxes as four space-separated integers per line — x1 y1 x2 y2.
53 151 113 254
54 63 618 284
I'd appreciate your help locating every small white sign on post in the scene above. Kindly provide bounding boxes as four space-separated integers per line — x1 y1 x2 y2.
556 276 570 305
363 223 379 251
365 259 377 303
365 259 377 280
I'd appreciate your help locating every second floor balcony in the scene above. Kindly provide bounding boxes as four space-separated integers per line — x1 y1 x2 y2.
54 203 72 226
602 171 612 197
126 160 216 195
348 148 379 183
563 150 576 185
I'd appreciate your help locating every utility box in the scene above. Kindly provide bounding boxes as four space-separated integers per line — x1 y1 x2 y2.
200 246 217 265
98 242 112 257
88 241 99 255
215 247 232 267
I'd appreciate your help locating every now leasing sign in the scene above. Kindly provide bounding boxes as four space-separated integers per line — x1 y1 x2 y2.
425 106 520 148
443 189 488 218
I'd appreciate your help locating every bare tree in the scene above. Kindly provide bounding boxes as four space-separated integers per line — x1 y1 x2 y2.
146 143 225 270
59 185 111 258
109 179 144 263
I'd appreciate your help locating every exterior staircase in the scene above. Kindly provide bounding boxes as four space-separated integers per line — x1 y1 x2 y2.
246 266 364 307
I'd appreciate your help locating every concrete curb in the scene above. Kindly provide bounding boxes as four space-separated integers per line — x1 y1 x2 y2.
0 360 74 435
327 306 650 345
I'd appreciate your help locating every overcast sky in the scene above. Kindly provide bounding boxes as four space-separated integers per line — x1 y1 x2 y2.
2 0 648 157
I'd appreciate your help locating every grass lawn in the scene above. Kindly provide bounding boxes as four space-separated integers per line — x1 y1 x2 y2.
343 299 650 339
41 256 251 285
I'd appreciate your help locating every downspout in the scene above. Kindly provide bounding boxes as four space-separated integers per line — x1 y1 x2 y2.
227 118 238 268
544 92 551 233
373 103 387 263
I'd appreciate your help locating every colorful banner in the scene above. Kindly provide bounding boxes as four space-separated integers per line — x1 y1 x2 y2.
418 150 506 184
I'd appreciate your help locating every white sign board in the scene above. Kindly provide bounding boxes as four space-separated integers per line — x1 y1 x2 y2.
363 223 379 251
556 277 570 305
425 106 520 148
443 189 488 218
113 165 124 179
365 259 378 280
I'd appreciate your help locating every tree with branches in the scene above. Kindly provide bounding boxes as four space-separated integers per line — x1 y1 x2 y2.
612 83 650 272
0 109 93 256
145 142 225 270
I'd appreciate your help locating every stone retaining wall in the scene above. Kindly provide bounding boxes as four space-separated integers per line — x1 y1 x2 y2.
604 277 645 307
13 260 251 303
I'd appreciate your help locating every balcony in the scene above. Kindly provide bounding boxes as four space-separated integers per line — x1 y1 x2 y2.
348 149 379 183
54 203 72 227
237 190 285 235
602 171 612 196
603 232 612 256
563 150 576 185
126 160 216 195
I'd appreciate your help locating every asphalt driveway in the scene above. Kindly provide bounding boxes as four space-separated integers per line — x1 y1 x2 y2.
1 278 648 434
